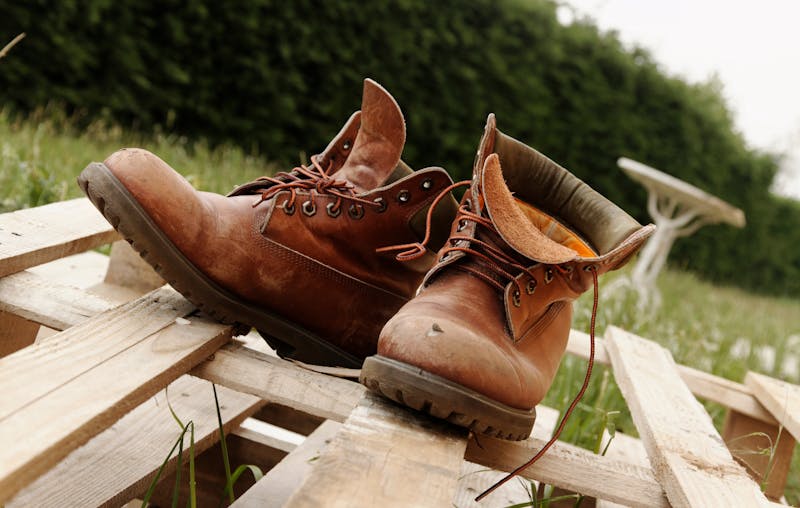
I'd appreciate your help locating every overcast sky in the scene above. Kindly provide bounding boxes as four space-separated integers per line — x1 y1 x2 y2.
562 0 800 199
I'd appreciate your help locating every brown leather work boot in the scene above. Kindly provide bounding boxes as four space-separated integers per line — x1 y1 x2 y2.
78 79 457 367
361 114 655 439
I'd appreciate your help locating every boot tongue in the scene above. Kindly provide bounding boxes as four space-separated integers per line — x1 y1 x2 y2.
335 79 406 193
481 153 579 264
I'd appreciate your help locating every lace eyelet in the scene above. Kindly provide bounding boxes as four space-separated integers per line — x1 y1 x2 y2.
374 197 387 213
456 219 467 232
342 140 352 151
348 204 365 219
512 289 521 307
544 267 554 284
281 201 295 216
397 190 411 203
464 198 472 211
583 264 597 272
420 178 433 190
526 279 537 294
326 202 341 218
302 200 316 216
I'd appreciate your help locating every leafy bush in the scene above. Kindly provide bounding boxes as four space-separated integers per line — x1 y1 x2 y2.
1 0 798 295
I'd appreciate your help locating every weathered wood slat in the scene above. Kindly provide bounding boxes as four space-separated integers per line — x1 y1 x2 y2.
8 375 262 507
196 345 674 507
604 326 769 507
567 330 776 424
283 392 468 508
0 269 115 330
233 420 342 507
0 198 118 277
0 310 38 357
192 342 365 422
465 434 668 508
0 286 192 422
746 372 800 440
0 291 233 503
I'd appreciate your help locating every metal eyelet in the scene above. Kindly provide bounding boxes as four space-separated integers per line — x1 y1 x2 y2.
397 190 411 203
342 139 352 151
374 197 387 212
526 279 537 294
420 178 433 190
281 201 295 216
440 252 450 262
326 202 341 218
583 264 597 272
348 204 364 219
456 219 467 232
463 198 472 212
512 289 521 307
544 267 554 284
302 200 316 216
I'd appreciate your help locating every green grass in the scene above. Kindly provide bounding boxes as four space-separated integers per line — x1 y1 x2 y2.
2 110 798 505
0 106 278 212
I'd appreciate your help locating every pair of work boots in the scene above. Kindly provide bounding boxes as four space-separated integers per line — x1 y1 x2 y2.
79 79 654 441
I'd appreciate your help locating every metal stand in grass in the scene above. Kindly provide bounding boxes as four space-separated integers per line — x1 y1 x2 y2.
141 384 263 507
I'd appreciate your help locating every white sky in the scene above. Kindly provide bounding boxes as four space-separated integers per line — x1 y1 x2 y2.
562 0 800 199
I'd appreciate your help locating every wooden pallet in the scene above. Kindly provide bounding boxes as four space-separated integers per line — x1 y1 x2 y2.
0 198 797 507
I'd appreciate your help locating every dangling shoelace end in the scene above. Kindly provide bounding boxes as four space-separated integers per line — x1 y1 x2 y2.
475 266 599 502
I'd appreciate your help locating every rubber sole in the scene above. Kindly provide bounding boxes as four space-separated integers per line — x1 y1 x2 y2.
360 356 536 440
78 162 362 368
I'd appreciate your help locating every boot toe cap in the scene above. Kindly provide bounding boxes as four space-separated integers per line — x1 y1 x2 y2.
377 313 542 409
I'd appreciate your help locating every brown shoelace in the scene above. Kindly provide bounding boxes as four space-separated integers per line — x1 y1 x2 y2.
250 155 381 215
379 180 600 503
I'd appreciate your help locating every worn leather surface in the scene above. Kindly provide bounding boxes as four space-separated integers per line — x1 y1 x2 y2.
103 79 456 359
378 114 655 409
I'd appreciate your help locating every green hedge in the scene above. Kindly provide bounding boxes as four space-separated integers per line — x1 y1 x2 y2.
2 0 798 295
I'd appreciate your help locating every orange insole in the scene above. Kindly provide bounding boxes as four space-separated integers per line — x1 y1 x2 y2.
514 198 597 257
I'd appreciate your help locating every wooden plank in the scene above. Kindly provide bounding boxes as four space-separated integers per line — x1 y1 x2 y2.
26 250 110 289
604 326 768 507
284 392 468 508
0 198 118 277
0 293 233 503
7 375 262 507
192 342 365 422
233 420 342 507
567 330 776 424
0 310 38 357
746 372 800 441
0 286 192 422
453 405 560 508
0 269 115 330
194 342 677 507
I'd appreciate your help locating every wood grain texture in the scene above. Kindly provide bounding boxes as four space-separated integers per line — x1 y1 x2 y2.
192 342 365 422
8 375 262 507
284 392 468 508
233 420 342 507
465 433 668 508
453 405 560 508
195 342 677 507
0 288 233 503
746 372 800 441
0 286 191 422
0 269 115 330
567 330 776 424
0 198 118 277
605 326 769 507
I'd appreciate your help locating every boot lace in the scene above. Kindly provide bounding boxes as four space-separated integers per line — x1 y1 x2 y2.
249 155 382 215
378 181 600 503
